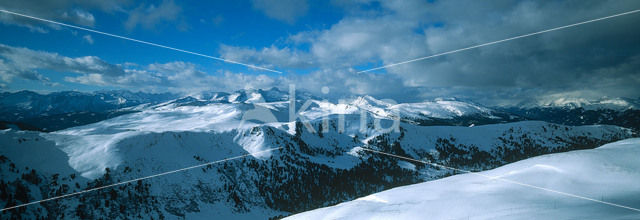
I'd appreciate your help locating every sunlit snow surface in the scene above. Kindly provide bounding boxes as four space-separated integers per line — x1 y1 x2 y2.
286 138 640 220
42 103 268 178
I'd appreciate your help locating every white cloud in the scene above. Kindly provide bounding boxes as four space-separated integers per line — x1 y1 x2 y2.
252 0 309 24
0 44 124 84
0 0 125 31
65 73 107 85
62 9 95 27
124 0 183 31
0 43 286 93
211 14 224 26
0 0 188 33
61 60 286 94
82 34 94 44
219 45 315 69
0 58 50 83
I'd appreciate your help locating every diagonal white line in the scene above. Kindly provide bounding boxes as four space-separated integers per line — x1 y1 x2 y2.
0 147 282 212
357 9 640 73
360 148 640 213
0 9 282 74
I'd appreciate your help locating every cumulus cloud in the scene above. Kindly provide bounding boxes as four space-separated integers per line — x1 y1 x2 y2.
62 9 95 26
220 0 640 105
252 0 309 24
0 43 285 93
0 41 418 98
0 59 50 83
219 45 316 70
62 60 287 94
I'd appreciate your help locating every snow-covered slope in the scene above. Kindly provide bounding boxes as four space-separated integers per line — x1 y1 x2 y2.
287 138 640 220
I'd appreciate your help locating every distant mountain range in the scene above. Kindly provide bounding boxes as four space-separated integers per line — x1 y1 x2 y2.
0 90 174 131
502 97 640 131
519 97 640 110
1 89 638 132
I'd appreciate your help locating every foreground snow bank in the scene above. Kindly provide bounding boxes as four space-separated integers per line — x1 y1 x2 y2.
287 138 640 220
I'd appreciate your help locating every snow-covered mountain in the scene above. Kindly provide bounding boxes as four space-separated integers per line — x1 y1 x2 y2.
0 88 523 132
287 138 640 220
0 94 634 219
502 97 640 131
177 87 316 105
0 90 175 117
3 89 638 132
349 96 514 125
522 97 640 111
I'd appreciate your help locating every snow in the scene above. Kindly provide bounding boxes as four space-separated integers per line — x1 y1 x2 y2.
531 97 640 110
245 92 265 103
397 161 416 171
350 96 394 118
347 146 364 157
234 127 270 158
184 202 285 220
42 103 254 178
349 96 498 120
390 100 495 119
392 121 630 154
300 100 360 120
286 138 640 220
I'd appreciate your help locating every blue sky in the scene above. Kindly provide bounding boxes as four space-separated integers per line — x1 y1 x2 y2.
1 0 639 105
